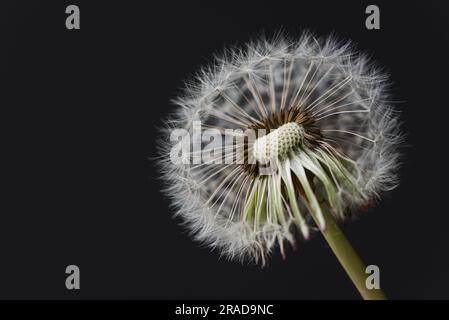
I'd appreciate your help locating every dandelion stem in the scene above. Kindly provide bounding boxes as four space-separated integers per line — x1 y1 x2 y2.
314 205 387 300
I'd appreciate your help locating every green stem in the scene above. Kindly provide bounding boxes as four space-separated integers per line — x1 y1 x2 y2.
313 206 387 300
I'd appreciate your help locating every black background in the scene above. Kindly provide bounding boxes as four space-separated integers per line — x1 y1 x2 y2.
2 0 449 299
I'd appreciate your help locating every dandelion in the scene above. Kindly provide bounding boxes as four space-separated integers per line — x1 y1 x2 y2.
158 32 402 299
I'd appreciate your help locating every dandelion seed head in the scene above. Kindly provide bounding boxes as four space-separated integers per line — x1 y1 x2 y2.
157 32 403 265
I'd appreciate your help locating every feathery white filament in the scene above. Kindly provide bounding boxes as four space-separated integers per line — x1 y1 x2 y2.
253 123 304 163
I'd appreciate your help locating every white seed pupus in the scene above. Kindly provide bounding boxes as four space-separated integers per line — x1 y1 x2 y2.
253 122 304 163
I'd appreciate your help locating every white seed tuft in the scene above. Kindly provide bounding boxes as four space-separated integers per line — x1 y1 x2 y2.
157 31 403 265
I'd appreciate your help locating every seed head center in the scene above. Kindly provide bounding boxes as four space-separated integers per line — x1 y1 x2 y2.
253 122 304 163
